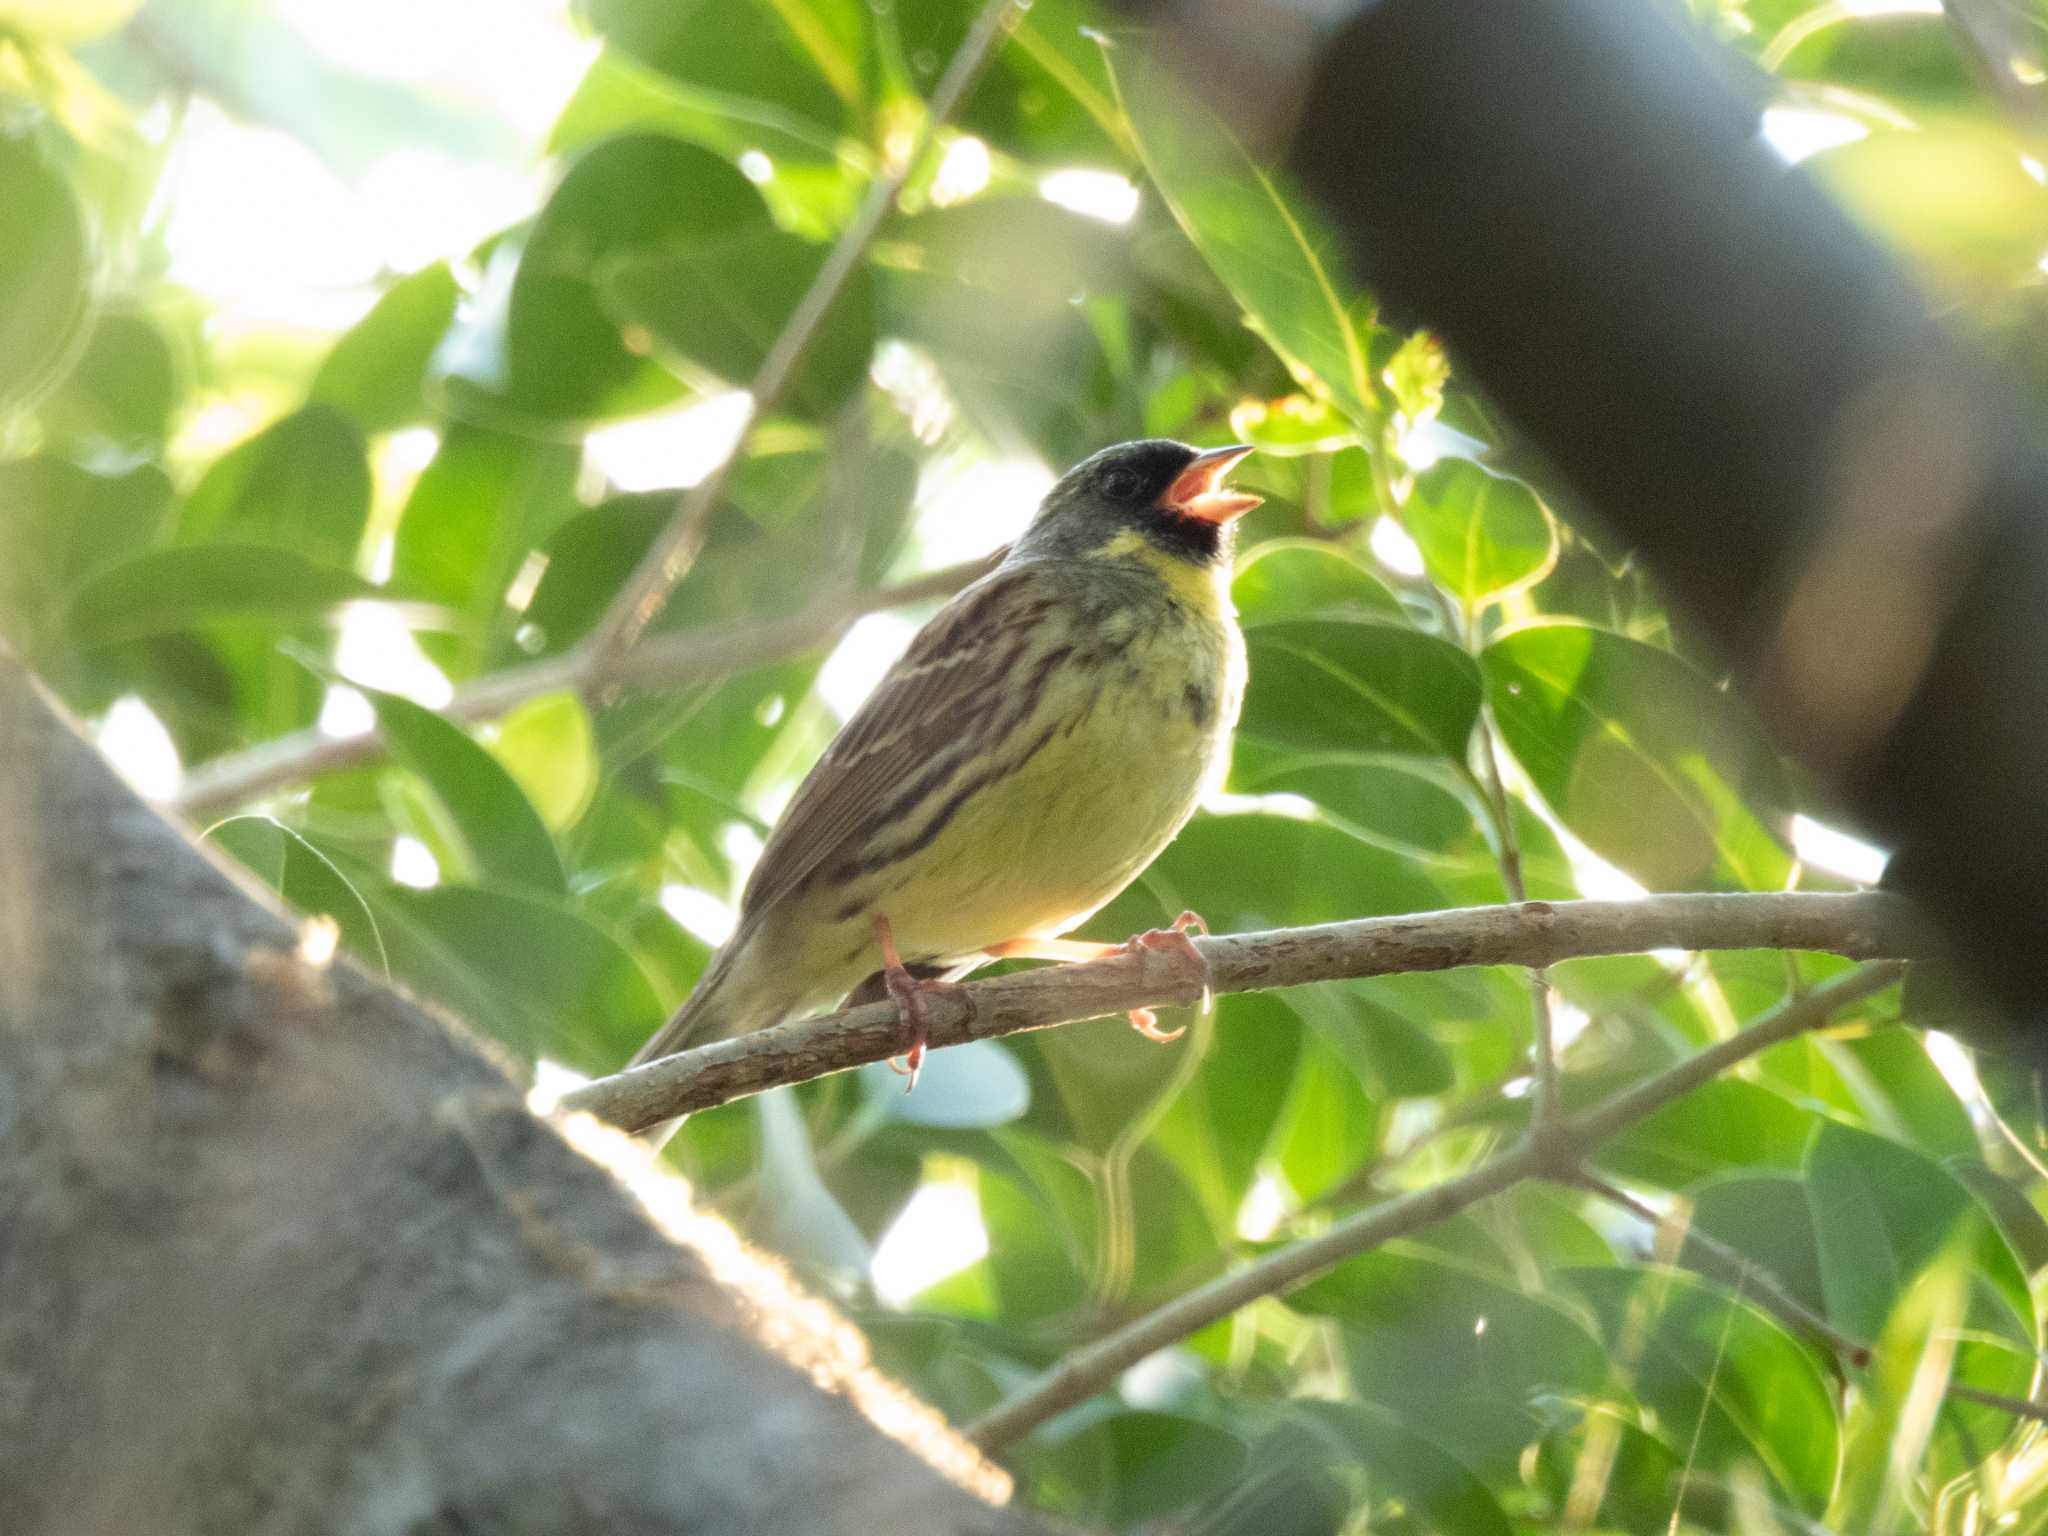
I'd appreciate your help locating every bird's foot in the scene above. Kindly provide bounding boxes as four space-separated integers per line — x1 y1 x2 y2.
1121 910 1210 1043
873 914 973 1092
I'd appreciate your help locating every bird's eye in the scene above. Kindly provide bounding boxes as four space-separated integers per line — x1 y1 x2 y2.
1102 468 1141 501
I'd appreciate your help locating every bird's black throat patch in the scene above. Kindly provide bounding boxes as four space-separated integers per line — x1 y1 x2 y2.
1137 506 1226 565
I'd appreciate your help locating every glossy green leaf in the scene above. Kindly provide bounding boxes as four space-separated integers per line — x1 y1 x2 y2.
1565 1264 1841 1513
51 544 383 650
309 261 459 433
367 882 664 1071
1483 623 1792 890
1400 458 1557 606
368 689 566 897
598 226 876 418
1804 1119 2033 1342
204 816 388 976
1231 539 1404 626
0 129 89 410
176 405 373 567
1106 46 1374 427
1240 620 1481 764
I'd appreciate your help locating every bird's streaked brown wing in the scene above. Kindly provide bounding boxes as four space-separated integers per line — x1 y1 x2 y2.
732 562 1061 925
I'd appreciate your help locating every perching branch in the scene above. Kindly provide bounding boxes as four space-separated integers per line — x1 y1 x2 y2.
169 556 994 817
963 961 1908 1452
576 0 1025 666
559 891 1924 1131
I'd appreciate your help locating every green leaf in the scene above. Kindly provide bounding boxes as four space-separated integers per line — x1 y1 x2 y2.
176 405 373 567
0 457 170 647
40 310 178 448
366 882 664 1071
1149 990 1302 1232
1296 1402 1513 1536
1240 620 1482 764
1564 1264 1841 1514
1804 1119 2033 1343
439 133 771 424
1818 1025 1978 1160
483 692 598 833
204 816 388 975
391 423 580 673
597 225 876 418
578 0 858 146
1230 539 1403 626
1594 1077 1819 1186
1098 1411 1249 1527
367 689 567 897
309 262 459 433
0 128 89 411
1105 46 1374 427
1400 458 1557 607
51 544 383 650
1300 1246 1607 1479
1483 623 1792 890
1682 1173 1831 1322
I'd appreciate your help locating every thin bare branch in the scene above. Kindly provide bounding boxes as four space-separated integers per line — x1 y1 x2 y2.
167 556 996 817
559 892 1922 1131
576 0 1024 665
961 961 1906 1452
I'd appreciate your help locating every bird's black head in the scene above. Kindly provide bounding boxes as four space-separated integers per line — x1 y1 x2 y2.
1016 439 1260 567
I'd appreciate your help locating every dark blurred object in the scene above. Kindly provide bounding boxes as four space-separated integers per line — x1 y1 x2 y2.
1138 0 2048 1054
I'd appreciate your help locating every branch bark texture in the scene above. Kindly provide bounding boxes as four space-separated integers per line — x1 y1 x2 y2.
561 891 1925 1131
0 660 1045 1533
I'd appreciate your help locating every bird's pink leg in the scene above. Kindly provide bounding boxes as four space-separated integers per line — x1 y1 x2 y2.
986 910 1212 1043
873 914 972 1092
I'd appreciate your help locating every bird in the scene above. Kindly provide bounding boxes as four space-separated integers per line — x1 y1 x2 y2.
628 438 1261 1092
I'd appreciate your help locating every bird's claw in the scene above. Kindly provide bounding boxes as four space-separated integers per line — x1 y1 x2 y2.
874 914 973 1092
1122 909 1210 1042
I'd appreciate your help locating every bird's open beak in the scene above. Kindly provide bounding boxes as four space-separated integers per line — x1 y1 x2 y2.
1160 444 1261 524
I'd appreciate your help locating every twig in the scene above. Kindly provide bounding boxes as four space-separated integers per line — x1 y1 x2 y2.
1574 1171 1869 1365
559 893 1922 1131
961 962 1905 1451
575 0 1024 666
167 557 995 817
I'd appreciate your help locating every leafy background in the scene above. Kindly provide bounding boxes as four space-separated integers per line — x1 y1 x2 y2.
6 0 2048 1530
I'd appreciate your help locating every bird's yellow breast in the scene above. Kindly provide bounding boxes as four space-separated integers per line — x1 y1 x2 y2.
777 547 1243 998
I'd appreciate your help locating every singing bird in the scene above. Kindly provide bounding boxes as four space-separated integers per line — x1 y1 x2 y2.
631 439 1260 1083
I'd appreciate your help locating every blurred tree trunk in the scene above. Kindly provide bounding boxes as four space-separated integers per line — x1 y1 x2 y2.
0 659 1040 1536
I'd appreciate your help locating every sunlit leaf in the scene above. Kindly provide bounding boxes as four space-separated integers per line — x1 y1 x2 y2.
1241 620 1481 764
484 691 599 833
1484 623 1792 890
1400 458 1557 607
1106 46 1375 427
